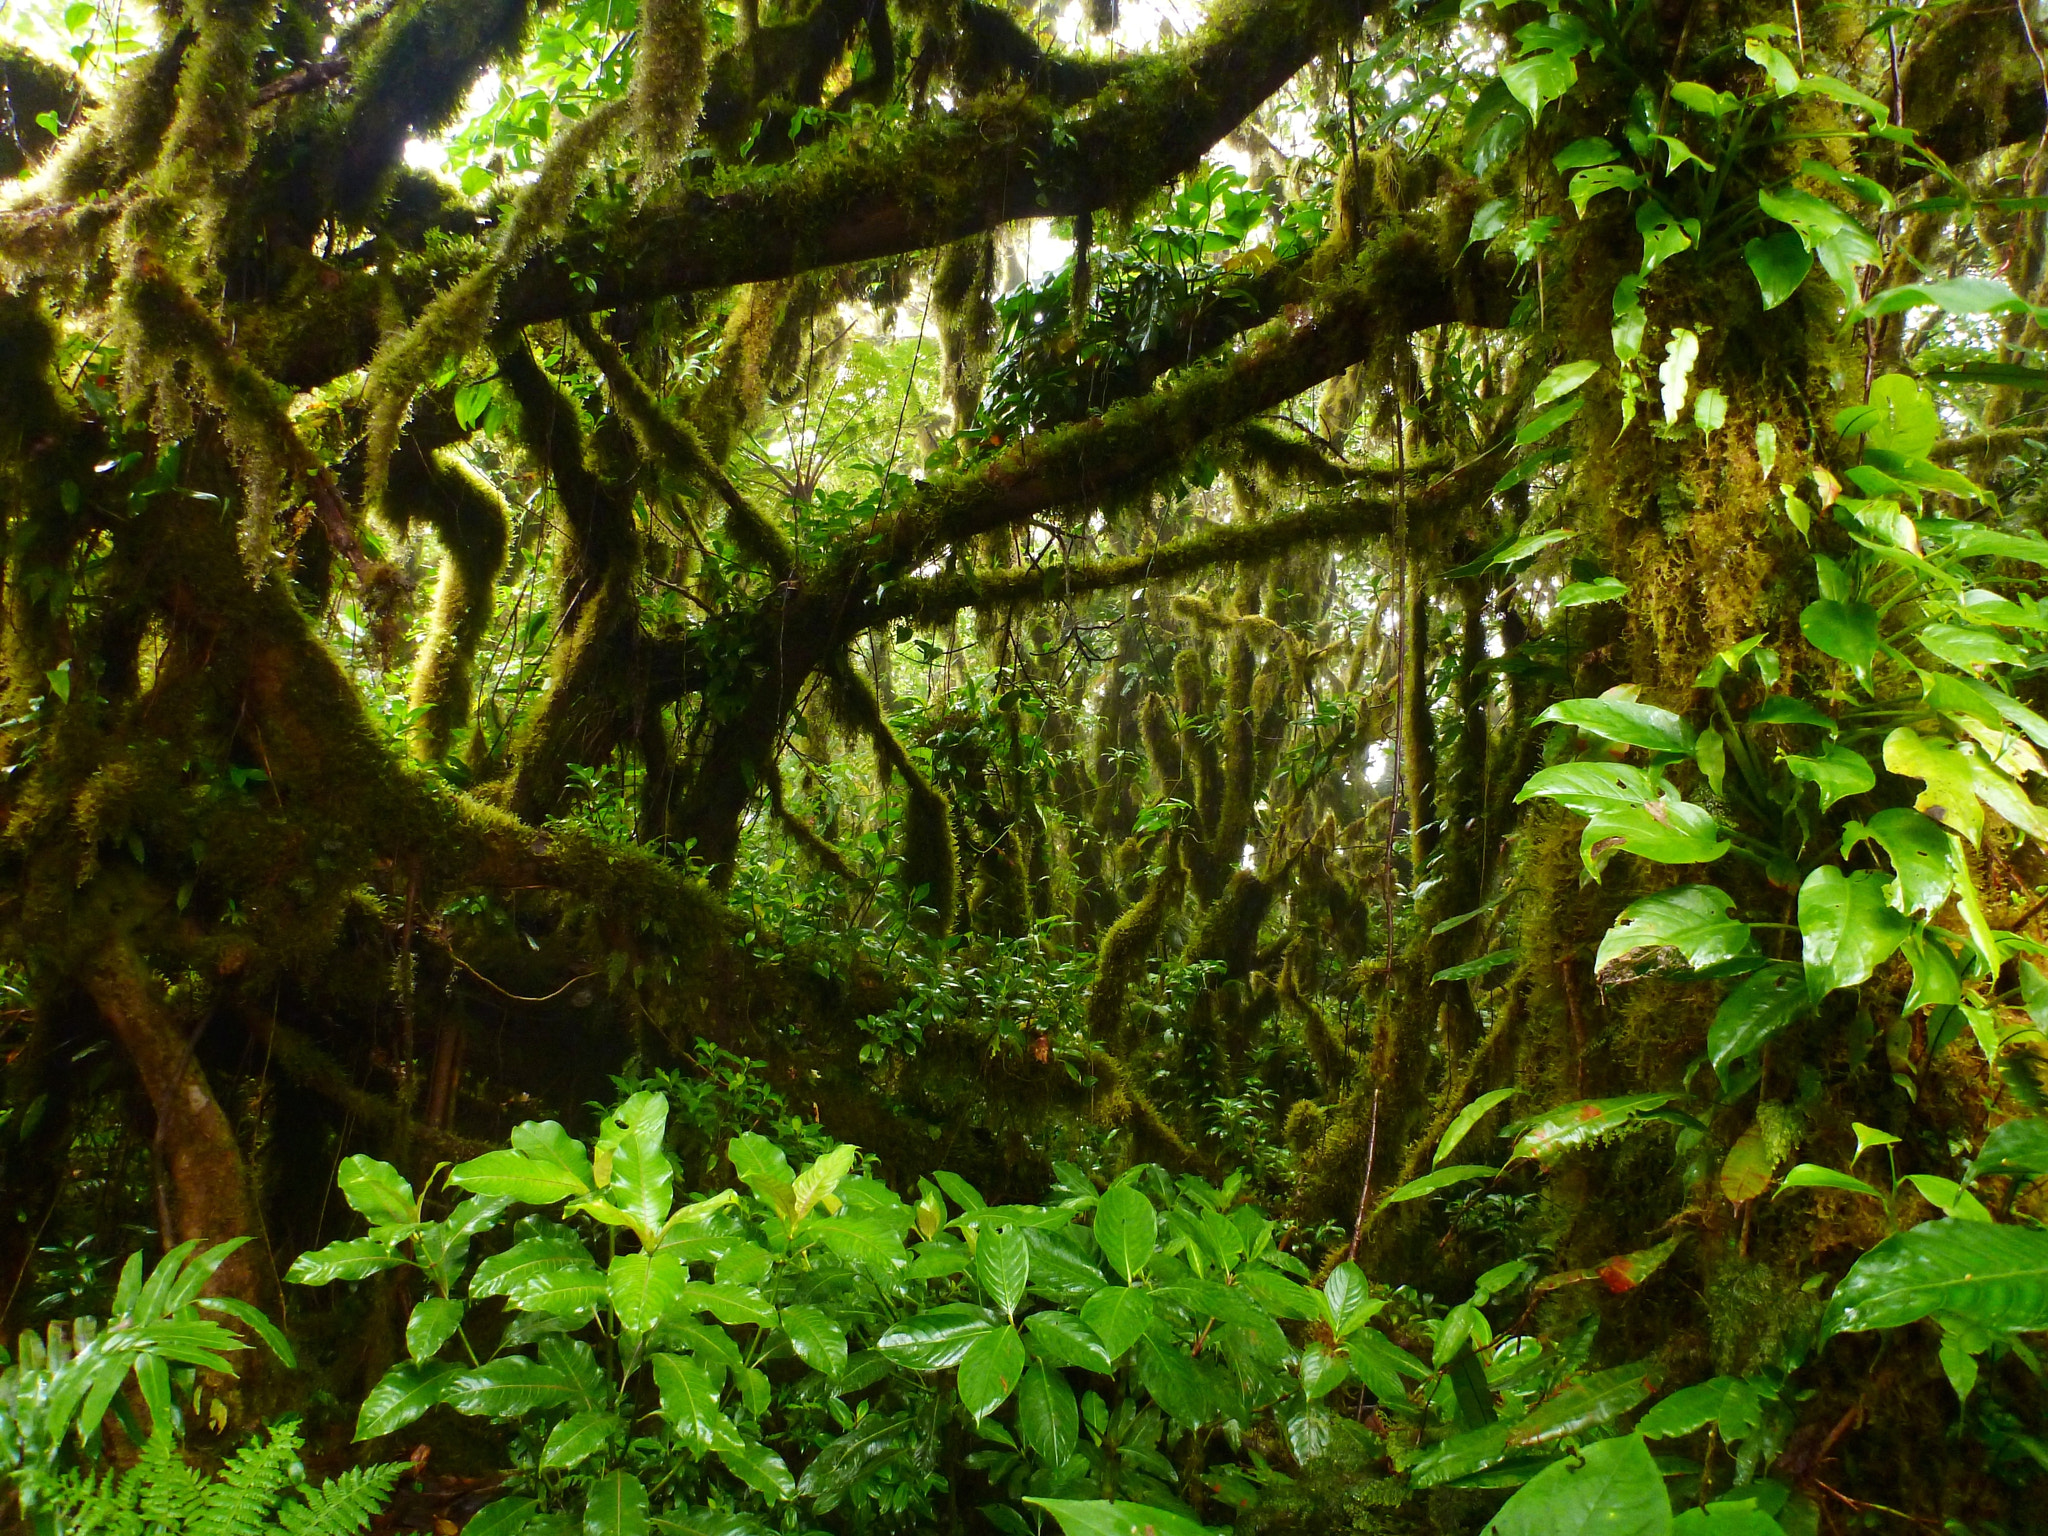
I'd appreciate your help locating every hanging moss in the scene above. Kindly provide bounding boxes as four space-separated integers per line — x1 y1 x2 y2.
633 0 712 186
933 233 996 430
1084 837 1182 1044
831 660 958 932
361 98 627 516
384 443 511 763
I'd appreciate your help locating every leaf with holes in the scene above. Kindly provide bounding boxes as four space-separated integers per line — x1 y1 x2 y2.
1595 886 1755 977
1799 866 1909 1003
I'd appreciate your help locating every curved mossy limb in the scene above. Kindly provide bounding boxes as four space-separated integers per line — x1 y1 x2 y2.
830 659 958 931
1083 836 1182 1045
384 442 511 763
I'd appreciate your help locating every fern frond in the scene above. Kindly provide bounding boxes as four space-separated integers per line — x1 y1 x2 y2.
274 1461 405 1536
47 1463 143 1536
193 1422 299 1536
133 1432 208 1531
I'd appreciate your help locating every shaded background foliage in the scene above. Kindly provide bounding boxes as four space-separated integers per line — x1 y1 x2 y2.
7 0 2048 1526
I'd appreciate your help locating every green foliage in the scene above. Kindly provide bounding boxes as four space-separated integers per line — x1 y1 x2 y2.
48 1422 402 1536
0 1241 292 1516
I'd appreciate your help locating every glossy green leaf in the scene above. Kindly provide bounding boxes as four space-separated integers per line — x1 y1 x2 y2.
592 1092 672 1236
1799 598 1880 683
448 1355 577 1419
653 1352 733 1451
1798 866 1909 1002
958 1324 1027 1418
543 1410 623 1471
1025 1310 1114 1373
1569 164 1645 216
1747 696 1838 732
717 1439 795 1502
1555 576 1629 608
1842 808 1955 915
286 1238 406 1286
353 1360 462 1441
1744 230 1811 309
1505 1360 1659 1447
1967 1119 2048 1184
1857 277 2035 321
1921 623 2026 672
1538 697 1693 754
466 1500 541 1536
1784 740 1875 810
1501 50 1577 120
1092 1183 1157 1283
405 1297 465 1363
1481 1432 1670 1535
338 1155 416 1227
582 1471 650 1536
976 1227 1031 1315
1637 1375 1762 1441
1513 1095 1675 1164
1322 1260 1374 1337
1516 761 1658 814
1580 795 1729 877
1026 1499 1222 1536
727 1133 797 1218
1824 1218 2048 1335
608 1250 686 1335
451 1149 594 1206
1708 963 1807 1075
1079 1286 1156 1359
780 1302 849 1377
1435 1088 1519 1167
1017 1361 1080 1465
1596 885 1755 976
1380 1165 1499 1205
1671 1507 1784 1534
876 1306 1001 1369
1533 361 1600 408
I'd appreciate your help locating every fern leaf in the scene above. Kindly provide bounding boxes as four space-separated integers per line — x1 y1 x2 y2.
192 1423 298 1536
48 1463 143 1536
133 1432 208 1532
274 1462 405 1536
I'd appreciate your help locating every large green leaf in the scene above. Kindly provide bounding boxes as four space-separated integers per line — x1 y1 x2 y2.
469 1233 591 1302
976 1227 1030 1316
875 1306 1001 1369
1798 866 1909 1002
542 1410 623 1471
608 1250 686 1335
582 1471 650 1536
1481 1432 1671 1535
1017 1361 1080 1465
1026 1499 1222 1536
717 1439 795 1502
1799 598 1880 683
1637 1375 1762 1441
1379 1165 1499 1205
1513 1095 1675 1164
1842 808 1955 915
1501 49 1577 120
958 1324 1027 1419
353 1360 462 1441
1504 1361 1659 1448
1516 761 1658 814
653 1351 734 1452
1092 1183 1158 1284
1744 230 1812 309
1967 1119 2048 1184
1435 1089 1519 1167
1079 1286 1156 1359
1784 740 1875 810
447 1355 577 1419
1670 1507 1784 1534
405 1297 465 1363
1775 1164 1885 1202
1595 885 1754 976
1580 795 1729 878
1824 1218 2048 1336
592 1092 673 1237
286 1237 406 1286
778 1303 849 1378
727 1134 797 1219
1708 963 1807 1075
338 1155 417 1227
1025 1310 1114 1373
466 1500 541 1536
1538 697 1693 754
451 1149 595 1206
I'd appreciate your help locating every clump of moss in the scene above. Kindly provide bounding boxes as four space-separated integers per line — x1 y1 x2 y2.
361 98 627 515
633 0 712 186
